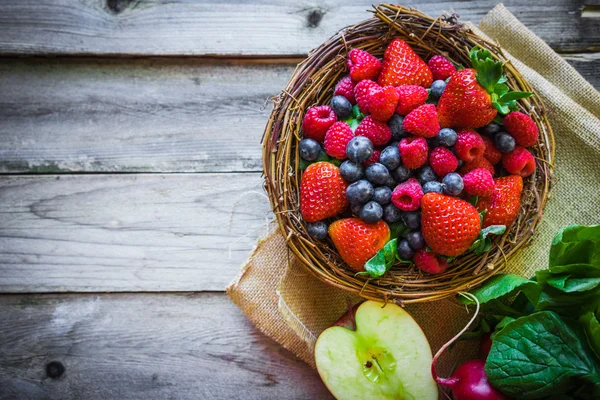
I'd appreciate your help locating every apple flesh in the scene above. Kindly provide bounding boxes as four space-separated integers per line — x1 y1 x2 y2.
315 301 438 400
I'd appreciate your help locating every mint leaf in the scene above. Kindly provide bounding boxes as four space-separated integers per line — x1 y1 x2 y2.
360 239 398 279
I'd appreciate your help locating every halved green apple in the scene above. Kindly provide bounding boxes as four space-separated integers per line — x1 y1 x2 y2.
315 301 438 400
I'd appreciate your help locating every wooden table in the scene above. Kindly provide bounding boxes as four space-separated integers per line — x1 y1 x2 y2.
0 1 597 398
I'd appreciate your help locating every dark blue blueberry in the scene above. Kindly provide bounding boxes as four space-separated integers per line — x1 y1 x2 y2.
339 161 364 183
423 181 443 194
383 203 402 223
360 201 383 223
379 146 401 171
331 95 353 119
365 163 391 185
307 222 328 240
384 175 397 189
407 231 425 251
299 138 321 161
397 239 414 260
416 166 438 185
351 202 362 216
442 172 464 196
346 180 374 204
372 186 392 205
495 132 516 153
481 122 502 136
437 128 458 147
388 114 408 140
430 80 446 99
392 165 412 183
402 211 421 230
346 136 373 163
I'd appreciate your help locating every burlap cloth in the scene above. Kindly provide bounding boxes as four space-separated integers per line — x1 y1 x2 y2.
227 3 600 380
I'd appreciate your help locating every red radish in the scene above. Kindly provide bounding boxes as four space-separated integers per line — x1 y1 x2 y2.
480 332 493 359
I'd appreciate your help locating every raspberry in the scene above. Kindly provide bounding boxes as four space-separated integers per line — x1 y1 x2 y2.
355 116 392 146
346 49 381 82
368 86 399 121
427 55 456 81
459 157 495 176
324 122 355 159
363 148 382 166
398 137 428 169
502 146 536 177
391 178 423 211
414 249 449 274
402 104 440 138
463 168 495 197
429 147 458 177
503 111 539 147
354 79 378 114
482 135 502 165
395 85 428 115
334 75 356 104
455 129 485 162
302 105 337 142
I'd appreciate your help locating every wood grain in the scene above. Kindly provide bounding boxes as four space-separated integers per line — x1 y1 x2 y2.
563 52 600 90
0 173 273 293
0 0 597 56
0 292 332 400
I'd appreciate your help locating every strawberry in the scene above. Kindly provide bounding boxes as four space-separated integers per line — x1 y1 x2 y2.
302 105 337 142
428 55 456 81
368 85 399 121
324 122 355 159
414 249 449 274
329 218 390 271
300 162 348 223
476 175 523 228
347 49 381 82
503 111 539 147
459 156 495 176
482 135 502 165
354 79 378 114
502 146 536 177
378 39 433 88
402 104 440 138
334 75 356 104
355 116 392 146
421 193 481 256
395 85 428 115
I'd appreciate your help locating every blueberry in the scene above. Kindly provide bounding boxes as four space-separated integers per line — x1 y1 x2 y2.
495 132 516 153
346 136 374 163
423 181 443 194
407 231 425 251
331 95 353 119
346 180 374 204
383 203 402 223
430 80 446 98
307 222 328 240
437 128 458 147
397 239 414 260
365 163 391 185
384 175 397 189
388 114 408 140
416 166 438 185
340 161 364 183
360 201 383 223
372 186 392 205
442 172 464 196
351 202 362 216
299 138 321 161
392 165 412 183
402 211 421 230
380 146 401 170
481 122 502 136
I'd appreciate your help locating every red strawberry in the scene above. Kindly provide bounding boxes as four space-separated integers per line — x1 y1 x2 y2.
429 147 458 177
395 85 428 115
391 178 423 211
414 249 449 274
398 137 428 169
428 55 456 81
502 146 536 177
402 104 440 138
355 116 392 146
378 39 433 88
503 111 539 147
421 193 481 256
302 105 337 142
324 122 355 159
334 75 356 104
363 148 381 166
455 129 485 162
460 156 495 176
463 168 495 197
354 79 378 114
329 218 390 271
368 86 399 121
476 175 523 228
300 162 348 222
482 135 502 165
347 49 381 82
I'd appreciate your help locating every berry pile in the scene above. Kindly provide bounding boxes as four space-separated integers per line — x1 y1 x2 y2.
298 40 537 276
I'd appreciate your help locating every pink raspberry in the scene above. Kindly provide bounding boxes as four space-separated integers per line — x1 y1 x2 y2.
459 157 495 176
427 55 456 81
398 137 428 169
402 104 440 138
302 105 337 142
463 168 495 197
482 135 502 165
334 75 356 104
396 85 428 115
368 85 399 121
354 79 378 114
363 148 381 166
355 116 392 146
503 111 539 147
455 129 485 162
429 147 458 177
414 249 448 274
347 49 381 82
323 122 355 159
391 178 423 211
502 146 536 177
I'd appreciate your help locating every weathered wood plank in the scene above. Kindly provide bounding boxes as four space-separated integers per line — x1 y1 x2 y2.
563 52 600 90
0 0 597 56
0 173 272 293
0 292 332 400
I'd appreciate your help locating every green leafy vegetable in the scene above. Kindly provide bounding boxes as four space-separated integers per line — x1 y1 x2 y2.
549 225 600 269
461 274 536 305
359 239 398 279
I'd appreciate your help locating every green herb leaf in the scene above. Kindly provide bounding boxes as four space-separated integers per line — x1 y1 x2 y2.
360 239 398 279
461 274 539 305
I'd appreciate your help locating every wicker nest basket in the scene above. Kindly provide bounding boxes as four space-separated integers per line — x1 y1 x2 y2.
263 4 554 304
